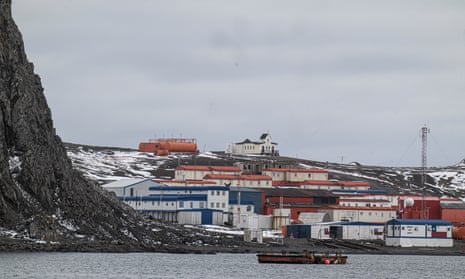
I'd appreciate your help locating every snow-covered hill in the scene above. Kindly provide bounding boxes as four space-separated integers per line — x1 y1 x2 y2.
65 143 225 184
65 143 465 201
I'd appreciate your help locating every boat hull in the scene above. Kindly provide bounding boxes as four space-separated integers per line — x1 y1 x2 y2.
257 253 347 264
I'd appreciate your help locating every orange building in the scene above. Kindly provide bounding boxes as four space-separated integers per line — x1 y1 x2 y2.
139 138 198 156
440 202 465 223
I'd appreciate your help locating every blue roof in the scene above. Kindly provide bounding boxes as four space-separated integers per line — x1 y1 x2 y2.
120 194 207 202
386 219 452 226
229 187 262 193
148 186 229 191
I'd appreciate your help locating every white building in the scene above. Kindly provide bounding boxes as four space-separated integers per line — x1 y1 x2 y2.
174 165 241 181
102 178 162 197
263 168 329 186
203 174 273 187
226 133 279 156
285 222 385 240
102 179 230 225
320 206 397 223
385 219 453 247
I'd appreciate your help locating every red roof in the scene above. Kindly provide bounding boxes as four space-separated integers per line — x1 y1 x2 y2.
176 165 240 172
203 174 272 181
239 174 272 181
155 179 217 185
210 166 241 172
203 174 239 180
263 168 328 173
321 205 396 211
271 180 369 187
176 165 210 171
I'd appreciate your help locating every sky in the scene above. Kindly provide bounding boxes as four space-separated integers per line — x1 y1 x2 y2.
11 0 465 167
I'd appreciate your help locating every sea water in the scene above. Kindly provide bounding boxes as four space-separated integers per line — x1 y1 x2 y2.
0 252 464 279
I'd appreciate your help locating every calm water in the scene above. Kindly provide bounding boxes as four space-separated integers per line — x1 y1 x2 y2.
0 252 464 279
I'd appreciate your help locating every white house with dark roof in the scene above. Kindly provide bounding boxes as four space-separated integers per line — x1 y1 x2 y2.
226 133 279 156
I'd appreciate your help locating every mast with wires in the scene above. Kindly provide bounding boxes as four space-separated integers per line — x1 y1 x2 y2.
420 125 430 219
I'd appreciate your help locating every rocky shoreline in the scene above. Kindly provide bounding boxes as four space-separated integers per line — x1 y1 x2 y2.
2 236 465 256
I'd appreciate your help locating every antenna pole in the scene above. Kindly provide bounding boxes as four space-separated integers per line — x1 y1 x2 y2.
421 125 430 219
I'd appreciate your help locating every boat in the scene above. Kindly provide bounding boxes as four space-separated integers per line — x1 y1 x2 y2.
256 251 347 264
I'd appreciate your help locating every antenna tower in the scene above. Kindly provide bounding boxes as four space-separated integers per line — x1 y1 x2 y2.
420 125 430 219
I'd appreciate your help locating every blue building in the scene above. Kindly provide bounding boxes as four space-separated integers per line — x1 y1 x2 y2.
385 219 453 247
103 179 229 225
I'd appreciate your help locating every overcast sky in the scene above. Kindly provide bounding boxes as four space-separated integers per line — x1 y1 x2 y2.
12 0 465 167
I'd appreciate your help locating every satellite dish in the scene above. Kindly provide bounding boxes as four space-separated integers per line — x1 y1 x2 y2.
404 198 414 207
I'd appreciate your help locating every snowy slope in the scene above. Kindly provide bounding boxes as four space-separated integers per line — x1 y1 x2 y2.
65 143 465 200
65 143 223 184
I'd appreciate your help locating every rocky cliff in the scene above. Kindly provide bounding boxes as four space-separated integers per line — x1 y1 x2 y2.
0 0 158 248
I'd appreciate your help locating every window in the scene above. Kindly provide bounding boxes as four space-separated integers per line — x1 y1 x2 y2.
222 191 225 196
217 191 220 196
211 202 214 208
211 191 215 196
222 203 225 208
190 202 193 208
130 188 134 197
216 202 220 208
179 201 184 208
199 202 204 208
246 206 252 212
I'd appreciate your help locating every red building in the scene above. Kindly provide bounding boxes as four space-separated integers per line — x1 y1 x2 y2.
440 201 465 224
398 196 441 220
261 188 338 220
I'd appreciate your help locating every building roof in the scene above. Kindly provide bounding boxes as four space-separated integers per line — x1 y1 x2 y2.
210 166 241 172
330 189 387 195
229 186 262 193
121 194 207 202
339 198 391 203
440 202 465 209
239 174 272 181
264 168 328 173
322 205 396 211
102 178 160 189
260 133 270 140
156 179 217 185
148 185 229 191
386 219 452 226
234 133 278 145
175 165 240 172
203 174 239 180
262 188 338 198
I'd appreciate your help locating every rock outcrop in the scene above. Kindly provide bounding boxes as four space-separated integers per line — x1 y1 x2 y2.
0 0 157 247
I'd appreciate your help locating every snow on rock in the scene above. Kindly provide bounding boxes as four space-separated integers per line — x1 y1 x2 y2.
66 146 162 183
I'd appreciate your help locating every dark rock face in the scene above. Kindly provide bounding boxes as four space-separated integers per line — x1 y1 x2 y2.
0 0 153 245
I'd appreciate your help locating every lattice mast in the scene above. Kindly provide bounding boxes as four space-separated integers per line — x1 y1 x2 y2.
420 125 430 219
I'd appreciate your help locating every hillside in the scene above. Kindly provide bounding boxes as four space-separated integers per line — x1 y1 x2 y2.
65 143 465 201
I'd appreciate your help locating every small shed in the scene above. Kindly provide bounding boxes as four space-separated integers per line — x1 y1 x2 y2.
385 219 453 247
